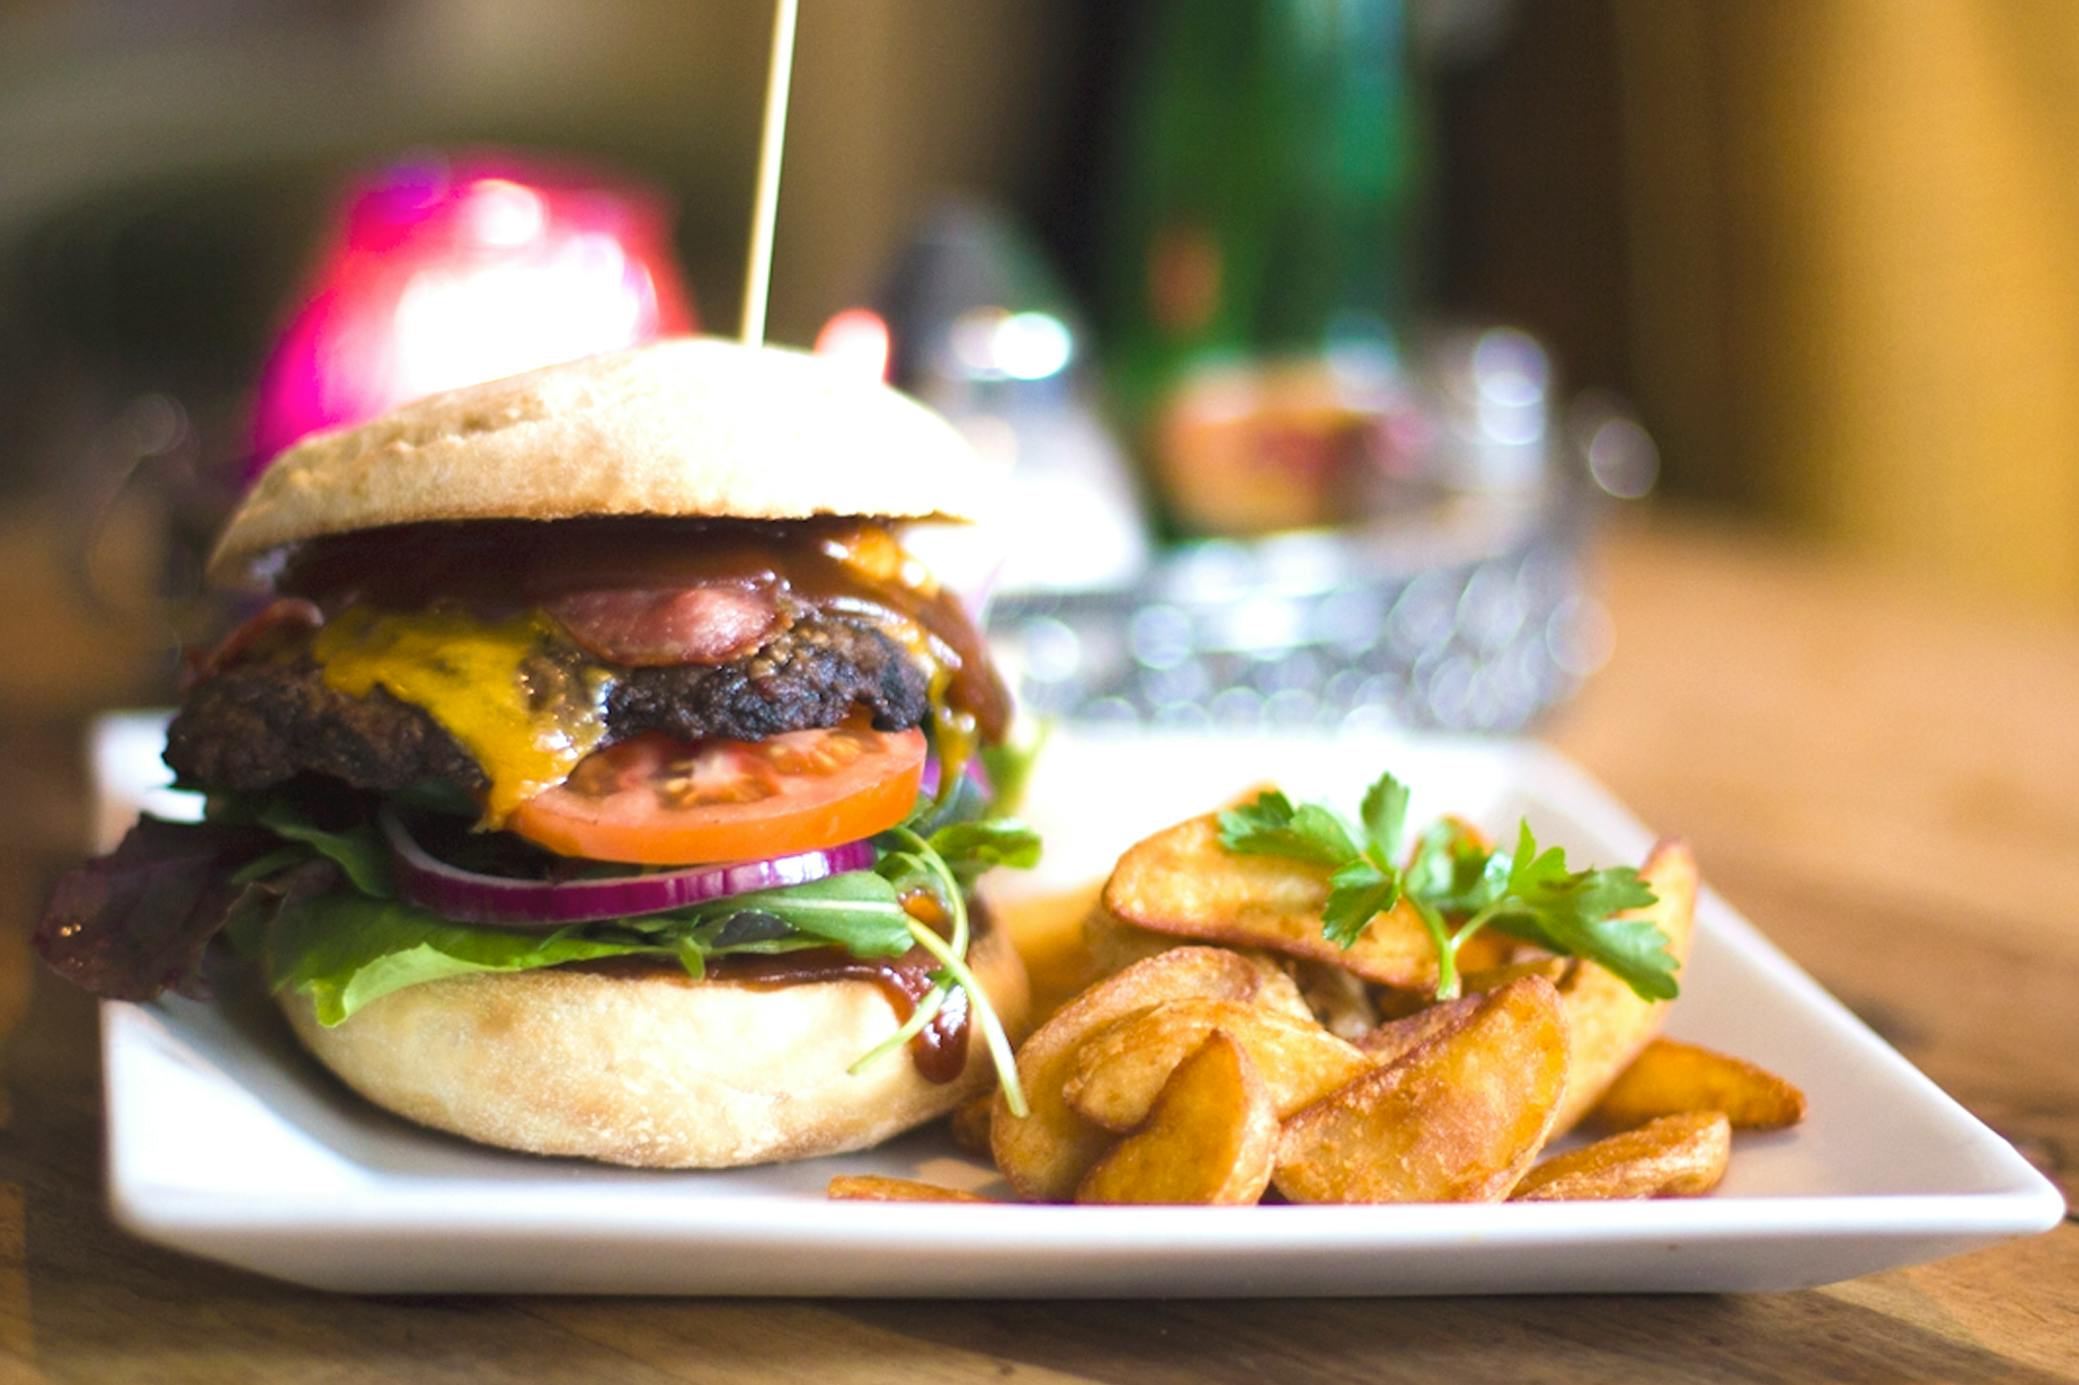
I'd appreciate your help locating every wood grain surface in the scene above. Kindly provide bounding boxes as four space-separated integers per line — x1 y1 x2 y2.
0 516 2072 1384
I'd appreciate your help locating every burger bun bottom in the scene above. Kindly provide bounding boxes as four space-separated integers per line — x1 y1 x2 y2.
279 919 1029 1169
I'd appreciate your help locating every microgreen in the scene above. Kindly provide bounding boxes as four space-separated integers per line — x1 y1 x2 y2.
848 820 1030 1117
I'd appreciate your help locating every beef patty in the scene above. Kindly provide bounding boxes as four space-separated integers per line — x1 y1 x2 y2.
164 615 929 799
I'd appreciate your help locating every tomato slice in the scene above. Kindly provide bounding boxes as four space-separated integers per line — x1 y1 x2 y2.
506 726 926 866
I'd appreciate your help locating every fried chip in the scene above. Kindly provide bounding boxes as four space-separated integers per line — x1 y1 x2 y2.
1462 957 1574 994
1063 997 1371 1131
827 1175 989 1204
1351 994 1483 1068
990 945 1301 1202
1592 1037 1807 1131
948 1093 995 1156
1075 1030 1278 1205
1274 975 1570 1203
1550 839 1699 1136
1284 958 1382 1040
1102 814 1505 990
1081 899 1184 981
1510 1111 1731 1201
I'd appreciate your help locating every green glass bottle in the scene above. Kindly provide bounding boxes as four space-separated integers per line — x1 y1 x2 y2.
1102 0 1424 537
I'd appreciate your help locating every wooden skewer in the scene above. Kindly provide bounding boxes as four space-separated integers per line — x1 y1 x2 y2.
739 0 800 347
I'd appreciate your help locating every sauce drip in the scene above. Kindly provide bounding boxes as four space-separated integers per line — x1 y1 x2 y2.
280 518 1010 743
713 945 972 1084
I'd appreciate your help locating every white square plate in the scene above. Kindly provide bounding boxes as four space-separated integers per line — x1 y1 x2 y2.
94 717 2063 1295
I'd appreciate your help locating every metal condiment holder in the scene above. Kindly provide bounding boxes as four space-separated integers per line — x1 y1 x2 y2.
986 482 1609 735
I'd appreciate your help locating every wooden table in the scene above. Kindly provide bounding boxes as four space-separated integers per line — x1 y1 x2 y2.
1 517 2072 1383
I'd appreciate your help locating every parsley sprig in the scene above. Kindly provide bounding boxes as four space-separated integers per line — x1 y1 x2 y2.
1218 773 1676 1003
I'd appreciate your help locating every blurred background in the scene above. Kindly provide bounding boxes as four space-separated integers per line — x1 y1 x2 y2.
2 0 2074 767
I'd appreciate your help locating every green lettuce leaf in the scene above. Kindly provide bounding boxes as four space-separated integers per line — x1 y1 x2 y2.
927 818 1043 887
980 728 1046 817
674 872 917 958
245 777 1042 1026
217 794 394 898
268 872 923 1026
270 890 677 1025
1321 860 1402 948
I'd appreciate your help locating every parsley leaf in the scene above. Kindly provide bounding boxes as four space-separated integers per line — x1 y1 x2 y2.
1322 860 1402 948
1481 822 1674 1000
1217 791 1361 866
1224 778 1409 949
1359 774 1411 866
1214 773 1679 1002
1403 818 1508 915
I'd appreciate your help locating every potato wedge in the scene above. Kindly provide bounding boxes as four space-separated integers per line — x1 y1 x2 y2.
1274 975 1570 1203
1082 899 1188 978
1103 814 1506 989
1510 1111 1731 1201
1000 882 1110 1024
1592 1037 1807 1131
1075 1030 1278 1205
1063 998 1371 1131
1550 839 1699 1136
948 1093 995 1155
828 1176 989 1204
1421 814 1494 855
1351 994 1482 1067
1463 957 1574 994
1285 959 1381 1040
991 946 1302 1202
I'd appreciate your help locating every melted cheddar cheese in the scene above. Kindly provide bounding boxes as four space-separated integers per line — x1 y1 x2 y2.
299 524 981 827
311 606 612 824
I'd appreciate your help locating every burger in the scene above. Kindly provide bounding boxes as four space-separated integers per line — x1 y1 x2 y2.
35 337 1037 1168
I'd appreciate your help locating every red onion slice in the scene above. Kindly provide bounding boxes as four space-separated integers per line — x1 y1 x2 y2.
380 810 875 930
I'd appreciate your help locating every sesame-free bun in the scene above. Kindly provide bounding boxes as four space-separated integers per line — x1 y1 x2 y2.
277 919 1029 1169
212 337 997 590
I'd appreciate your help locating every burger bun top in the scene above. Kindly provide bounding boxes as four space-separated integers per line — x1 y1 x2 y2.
210 337 997 590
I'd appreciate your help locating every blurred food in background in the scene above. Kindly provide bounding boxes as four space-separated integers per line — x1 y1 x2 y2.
2 0 2075 760
1102 0 1422 539
986 320 1614 735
